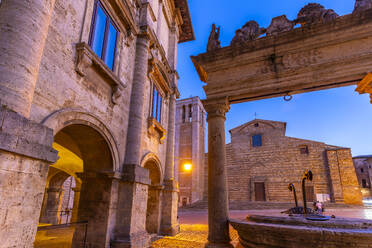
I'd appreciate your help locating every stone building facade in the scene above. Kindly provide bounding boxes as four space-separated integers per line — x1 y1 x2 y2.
174 97 205 206
202 119 363 206
0 0 193 247
353 155 372 198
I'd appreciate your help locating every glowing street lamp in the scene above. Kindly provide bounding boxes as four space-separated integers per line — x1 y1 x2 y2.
183 163 192 172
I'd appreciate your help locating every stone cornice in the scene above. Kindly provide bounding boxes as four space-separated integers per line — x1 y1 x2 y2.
174 0 194 43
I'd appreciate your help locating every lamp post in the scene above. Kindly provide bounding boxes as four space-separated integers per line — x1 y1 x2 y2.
183 163 193 204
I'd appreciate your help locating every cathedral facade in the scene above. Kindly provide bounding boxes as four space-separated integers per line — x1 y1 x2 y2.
202 119 363 207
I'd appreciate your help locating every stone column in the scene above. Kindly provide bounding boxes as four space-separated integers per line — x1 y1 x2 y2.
124 34 149 166
160 92 180 235
0 1 58 247
0 0 56 117
72 172 118 248
71 183 81 223
111 165 152 248
164 93 177 180
39 187 62 224
203 98 232 248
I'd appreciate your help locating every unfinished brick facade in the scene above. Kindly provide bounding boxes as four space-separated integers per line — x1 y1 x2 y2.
202 119 363 206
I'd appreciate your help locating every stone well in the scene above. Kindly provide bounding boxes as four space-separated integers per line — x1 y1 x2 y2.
230 215 372 248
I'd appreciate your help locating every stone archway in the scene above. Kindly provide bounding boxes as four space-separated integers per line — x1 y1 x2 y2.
143 158 163 234
54 124 114 248
39 169 71 225
35 110 119 248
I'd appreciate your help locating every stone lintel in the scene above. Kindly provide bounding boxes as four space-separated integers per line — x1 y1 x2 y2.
0 107 58 163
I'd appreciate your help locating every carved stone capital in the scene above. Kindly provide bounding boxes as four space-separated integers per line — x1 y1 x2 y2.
203 97 230 120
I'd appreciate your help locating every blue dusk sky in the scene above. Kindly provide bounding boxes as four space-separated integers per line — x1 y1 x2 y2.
176 0 372 156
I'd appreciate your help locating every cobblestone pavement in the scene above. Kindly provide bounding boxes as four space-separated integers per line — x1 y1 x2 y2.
152 207 372 247
151 224 239 248
34 207 372 247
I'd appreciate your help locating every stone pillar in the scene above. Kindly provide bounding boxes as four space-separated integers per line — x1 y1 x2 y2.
111 165 152 248
146 186 163 234
0 107 58 248
0 0 56 117
72 172 117 248
164 93 177 180
160 91 180 235
71 183 81 223
39 187 63 224
203 98 232 248
124 34 150 166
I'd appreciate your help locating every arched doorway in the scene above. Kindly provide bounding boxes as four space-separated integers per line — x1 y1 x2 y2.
39 169 77 225
35 123 115 248
144 160 162 234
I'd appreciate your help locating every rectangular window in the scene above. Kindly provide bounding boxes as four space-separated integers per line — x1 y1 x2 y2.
252 135 262 147
300 145 309 155
151 85 162 123
89 0 118 70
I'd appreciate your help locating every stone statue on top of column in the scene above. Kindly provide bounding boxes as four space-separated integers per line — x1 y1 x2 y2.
207 24 221 52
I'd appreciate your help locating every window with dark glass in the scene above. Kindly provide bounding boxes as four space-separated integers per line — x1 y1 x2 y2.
300 145 309 155
361 168 364 173
89 0 118 70
151 85 162 123
252 135 262 147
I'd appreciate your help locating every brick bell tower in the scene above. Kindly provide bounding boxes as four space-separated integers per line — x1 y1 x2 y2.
175 97 205 206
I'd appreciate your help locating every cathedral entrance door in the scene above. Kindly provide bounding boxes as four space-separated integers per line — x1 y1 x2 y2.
305 186 315 203
254 182 266 201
